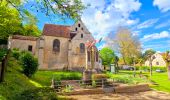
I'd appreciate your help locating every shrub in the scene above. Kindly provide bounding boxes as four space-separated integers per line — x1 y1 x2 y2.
11 48 21 60
0 48 7 60
92 74 108 86
92 74 108 80
20 52 38 77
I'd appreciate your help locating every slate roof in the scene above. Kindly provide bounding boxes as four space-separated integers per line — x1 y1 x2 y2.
42 24 71 38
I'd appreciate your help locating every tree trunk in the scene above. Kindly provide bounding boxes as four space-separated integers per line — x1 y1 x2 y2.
122 56 126 65
149 58 152 78
104 65 106 70
167 66 170 80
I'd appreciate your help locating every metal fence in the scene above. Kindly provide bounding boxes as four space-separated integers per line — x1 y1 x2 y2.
51 79 112 92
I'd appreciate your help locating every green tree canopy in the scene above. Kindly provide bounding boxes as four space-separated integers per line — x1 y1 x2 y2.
99 47 115 66
0 1 23 40
143 49 156 61
3 0 85 20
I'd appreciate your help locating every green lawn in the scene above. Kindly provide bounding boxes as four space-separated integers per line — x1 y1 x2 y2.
151 72 170 93
108 70 170 93
31 70 82 86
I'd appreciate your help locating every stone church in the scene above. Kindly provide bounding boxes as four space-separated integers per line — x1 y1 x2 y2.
8 20 102 71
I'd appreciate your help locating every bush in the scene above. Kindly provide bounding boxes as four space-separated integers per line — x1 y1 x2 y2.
54 72 82 81
0 48 7 60
20 52 38 77
11 48 21 60
92 74 108 80
92 74 108 86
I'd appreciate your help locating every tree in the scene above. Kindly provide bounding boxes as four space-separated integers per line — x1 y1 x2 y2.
0 1 41 40
99 47 115 70
0 1 23 40
3 0 85 20
113 27 141 65
162 51 170 80
143 49 156 77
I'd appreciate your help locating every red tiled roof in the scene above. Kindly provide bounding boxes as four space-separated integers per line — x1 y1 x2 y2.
11 35 38 41
42 24 71 38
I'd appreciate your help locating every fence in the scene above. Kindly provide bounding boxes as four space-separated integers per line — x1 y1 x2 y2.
51 79 112 93
0 50 9 83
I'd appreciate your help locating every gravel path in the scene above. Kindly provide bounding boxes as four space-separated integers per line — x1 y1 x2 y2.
66 91 170 100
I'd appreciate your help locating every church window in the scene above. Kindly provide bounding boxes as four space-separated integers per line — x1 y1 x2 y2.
75 27 77 31
81 27 84 30
80 43 85 53
156 62 159 65
53 39 60 52
78 23 81 27
81 34 83 38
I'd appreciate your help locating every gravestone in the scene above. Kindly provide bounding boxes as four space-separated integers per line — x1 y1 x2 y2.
110 64 116 73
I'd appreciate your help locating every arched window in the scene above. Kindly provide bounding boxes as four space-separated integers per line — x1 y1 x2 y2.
78 23 81 27
81 34 83 38
80 43 85 53
53 39 60 52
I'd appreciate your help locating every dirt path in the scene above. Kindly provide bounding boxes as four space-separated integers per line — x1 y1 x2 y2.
66 91 170 100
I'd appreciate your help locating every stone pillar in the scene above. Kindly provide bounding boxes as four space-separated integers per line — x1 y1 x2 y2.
85 47 88 70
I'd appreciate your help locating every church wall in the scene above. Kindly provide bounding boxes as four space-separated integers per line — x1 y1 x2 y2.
42 36 69 70
9 39 37 55
68 21 101 71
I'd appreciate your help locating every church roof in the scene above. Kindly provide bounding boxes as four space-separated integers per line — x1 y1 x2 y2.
11 35 38 41
42 24 71 38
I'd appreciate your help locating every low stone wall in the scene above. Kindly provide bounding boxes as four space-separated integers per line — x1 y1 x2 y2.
115 84 150 93
60 88 104 95
58 84 150 95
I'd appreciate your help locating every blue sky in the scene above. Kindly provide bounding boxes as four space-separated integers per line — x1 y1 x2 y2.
25 0 170 53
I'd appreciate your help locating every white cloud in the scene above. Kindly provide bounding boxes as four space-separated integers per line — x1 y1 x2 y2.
153 0 170 12
155 20 170 29
141 31 170 41
137 19 158 29
81 0 142 39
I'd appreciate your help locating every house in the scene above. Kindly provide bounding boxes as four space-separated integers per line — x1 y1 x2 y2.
145 52 166 67
8 20 102 72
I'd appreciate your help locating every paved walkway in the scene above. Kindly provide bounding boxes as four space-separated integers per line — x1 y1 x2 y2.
66 91 170 100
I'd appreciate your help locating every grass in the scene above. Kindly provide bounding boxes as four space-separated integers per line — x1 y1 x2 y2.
0 57 79 100
0 58 36 99
108 70 170 93
150 72 170 93
106 71 150 85
31 70 82 86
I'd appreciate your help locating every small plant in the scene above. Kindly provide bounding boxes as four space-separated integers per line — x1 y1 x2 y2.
20 51 38 77
62 85 74 93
